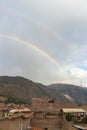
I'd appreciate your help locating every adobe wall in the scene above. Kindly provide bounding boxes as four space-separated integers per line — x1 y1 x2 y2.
31 98 61 112
31 118 59 130
0 117 30 130
31 98 78 112
31 112 62 130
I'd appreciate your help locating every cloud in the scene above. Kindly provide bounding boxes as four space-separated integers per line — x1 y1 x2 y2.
0 0 87 86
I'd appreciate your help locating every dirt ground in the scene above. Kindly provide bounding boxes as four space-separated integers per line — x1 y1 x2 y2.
62 120 77 130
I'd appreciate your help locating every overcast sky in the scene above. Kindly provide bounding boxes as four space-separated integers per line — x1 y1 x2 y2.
0 0 87 86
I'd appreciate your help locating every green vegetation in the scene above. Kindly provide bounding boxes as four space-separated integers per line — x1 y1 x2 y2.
5 97 27 104
65 113 73 121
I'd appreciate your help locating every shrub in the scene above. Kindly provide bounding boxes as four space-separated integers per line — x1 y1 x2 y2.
65 113 73 122
6 97 26 104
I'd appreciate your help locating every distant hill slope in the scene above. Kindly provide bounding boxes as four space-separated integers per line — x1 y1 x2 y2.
0 76 87 104
0 76 58 103
48 84 87 105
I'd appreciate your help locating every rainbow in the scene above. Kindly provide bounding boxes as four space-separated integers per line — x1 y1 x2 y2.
0 7 66 47
0 33 59 67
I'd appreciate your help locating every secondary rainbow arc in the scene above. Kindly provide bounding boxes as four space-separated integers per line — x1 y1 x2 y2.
0 7 66 47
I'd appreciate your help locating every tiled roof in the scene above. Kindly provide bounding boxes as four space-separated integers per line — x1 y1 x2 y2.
9 108 31 114
11 112 34 119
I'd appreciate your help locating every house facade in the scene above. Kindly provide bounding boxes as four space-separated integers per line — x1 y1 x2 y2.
31 111 62 130
0 117 30 130
62 108 86 116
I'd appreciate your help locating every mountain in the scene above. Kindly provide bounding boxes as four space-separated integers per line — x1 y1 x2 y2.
48 84 87 105
0 76 58 104
0 76 87 105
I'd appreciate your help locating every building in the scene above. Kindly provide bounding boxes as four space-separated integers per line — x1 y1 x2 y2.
62 108 86 117
31 111 62 130
31 98 78 112
0 111 44 130
0 115 31 130
31 98 61 112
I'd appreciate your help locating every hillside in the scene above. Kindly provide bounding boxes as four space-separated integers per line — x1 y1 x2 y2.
0 76 58 103
0 76 87 104
48 84 87 105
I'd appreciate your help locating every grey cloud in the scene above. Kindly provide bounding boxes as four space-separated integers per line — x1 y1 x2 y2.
0 0 87 85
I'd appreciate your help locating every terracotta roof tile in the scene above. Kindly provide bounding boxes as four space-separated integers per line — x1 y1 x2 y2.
11 112 34 119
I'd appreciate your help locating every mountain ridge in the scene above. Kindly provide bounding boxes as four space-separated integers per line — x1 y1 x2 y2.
0 76 86 105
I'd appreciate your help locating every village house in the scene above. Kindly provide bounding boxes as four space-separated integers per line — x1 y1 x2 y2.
31 98 78 112
31 98 61 112
31 111 62 130
62 108 86 117
30 98 87 130
30 98 65 130
0 116 31 130
0 108 44 130
0 98 86 130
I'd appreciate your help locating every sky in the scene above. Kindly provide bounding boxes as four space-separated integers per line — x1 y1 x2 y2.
0 0 87 86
